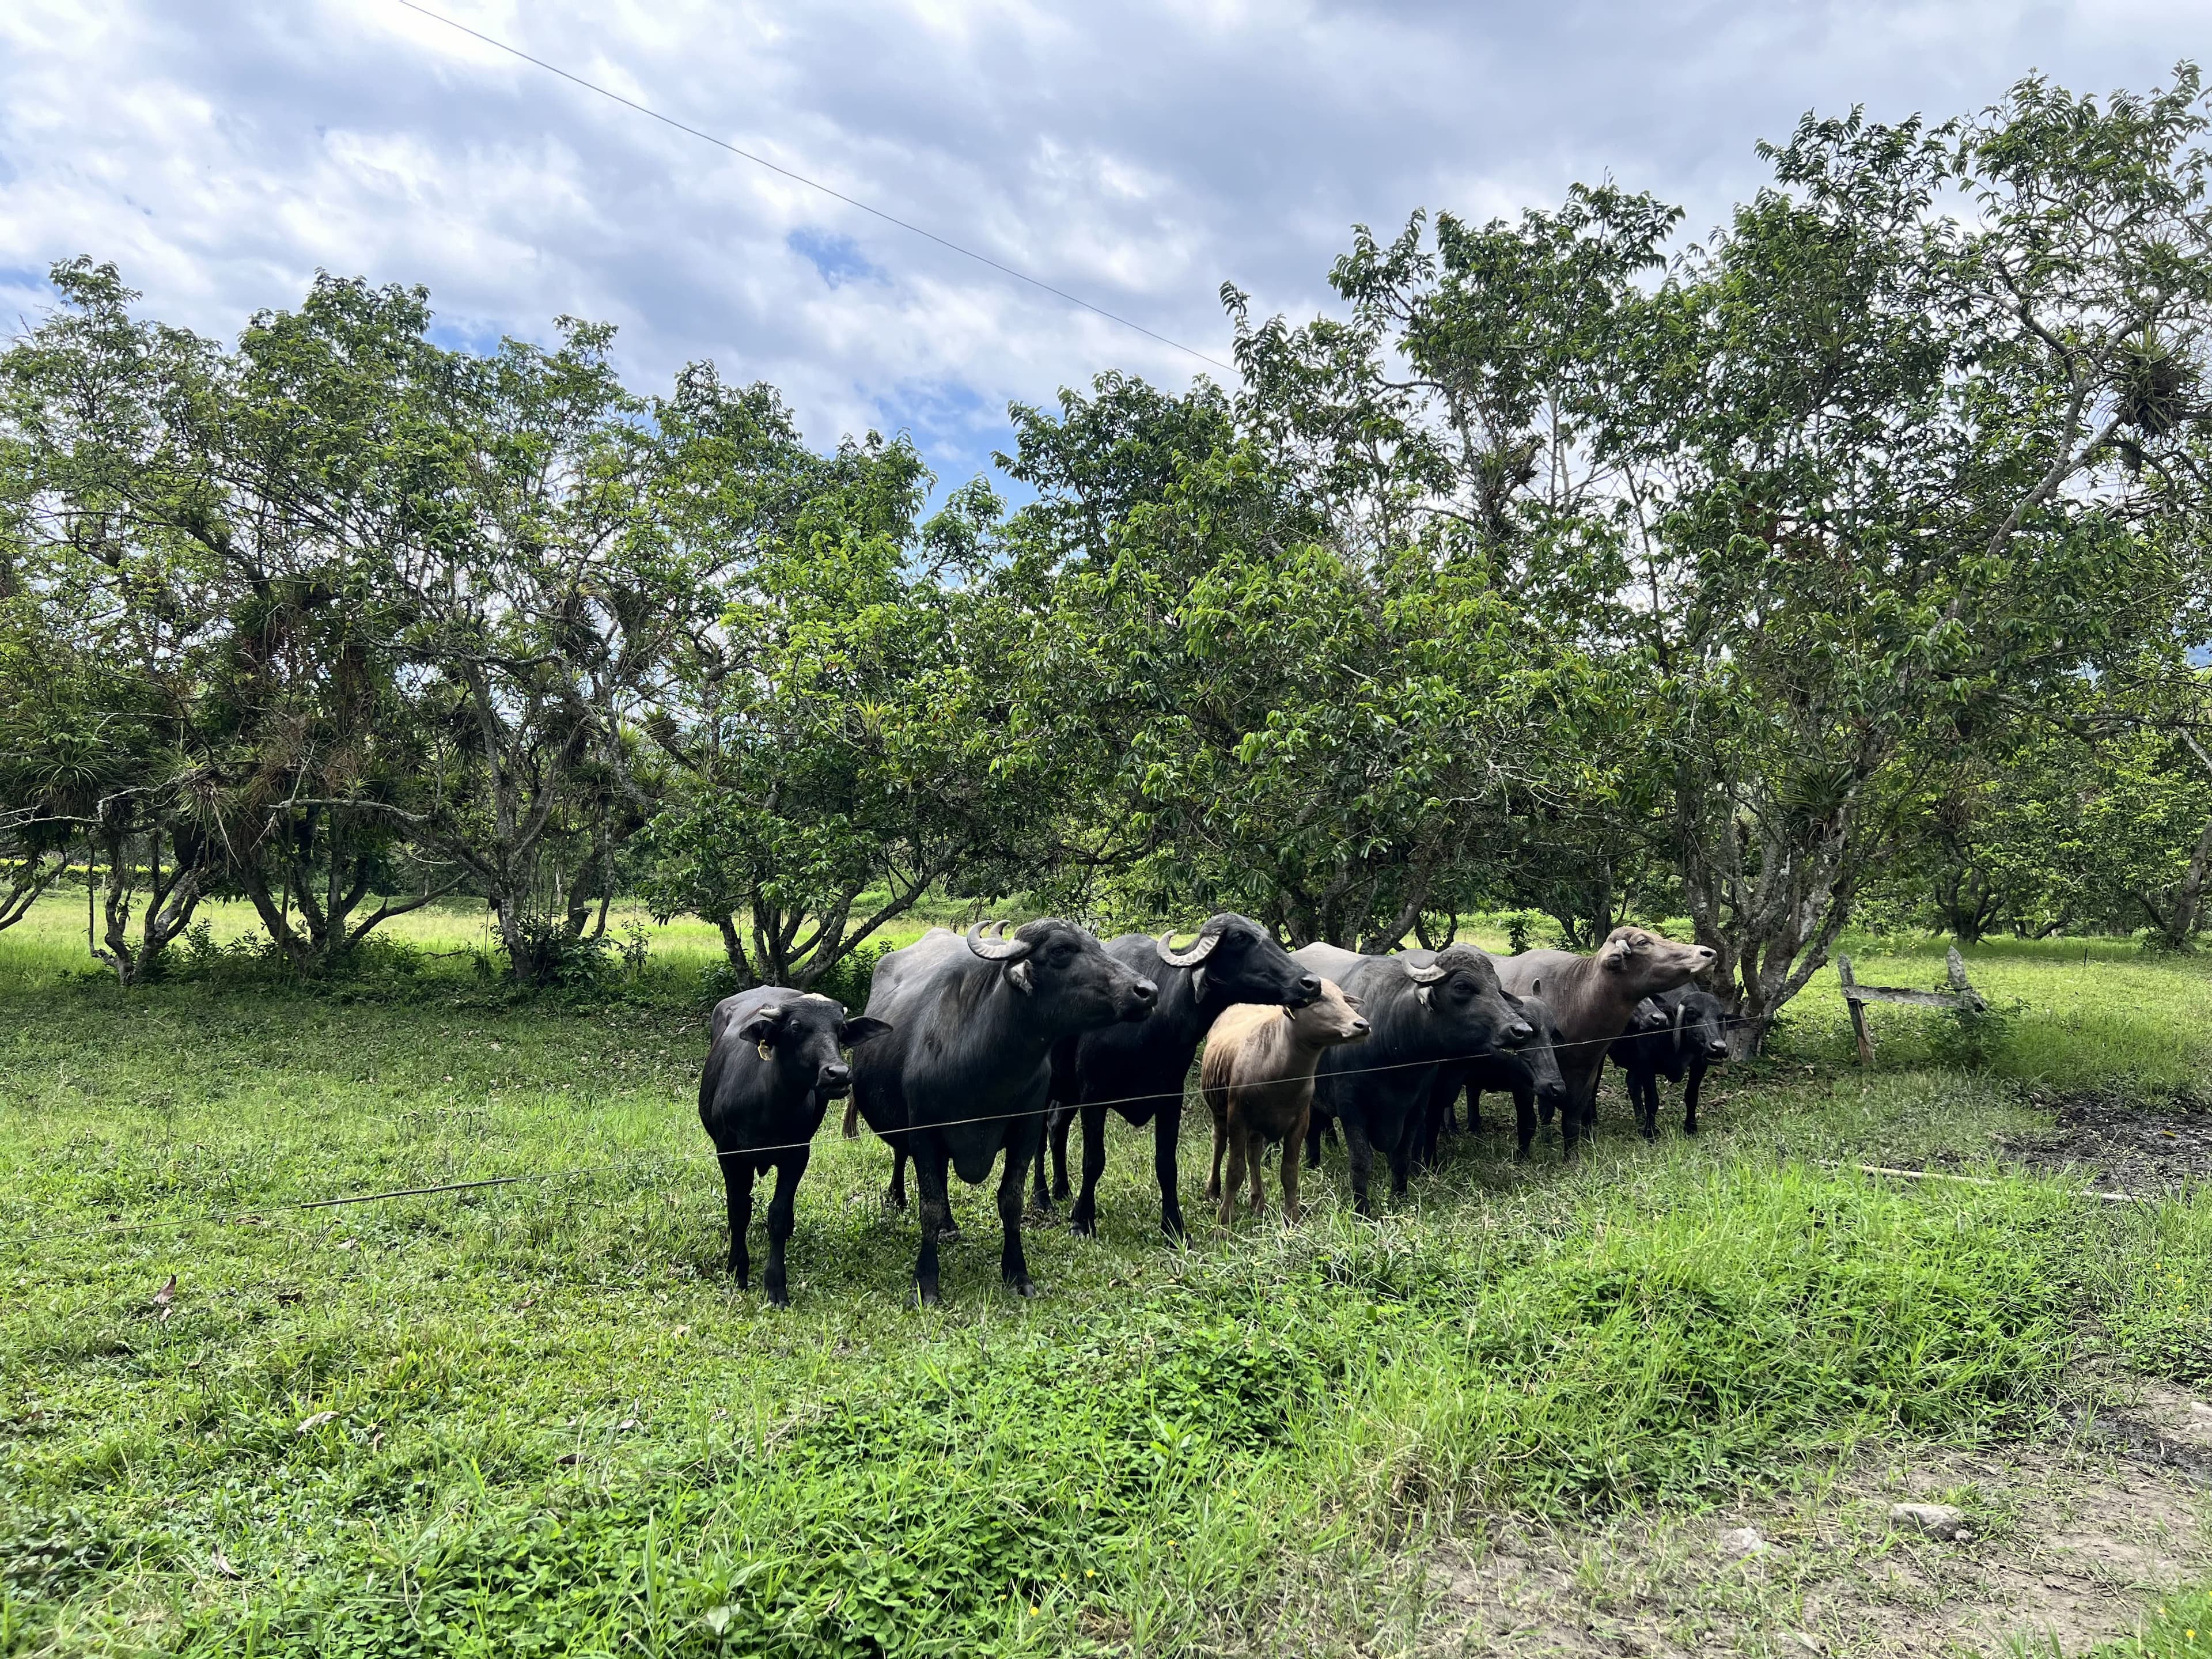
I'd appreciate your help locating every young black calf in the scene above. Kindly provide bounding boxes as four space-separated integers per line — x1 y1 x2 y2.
1606 986 1731 1139
699 989 891 1304
1423 990 1572 1164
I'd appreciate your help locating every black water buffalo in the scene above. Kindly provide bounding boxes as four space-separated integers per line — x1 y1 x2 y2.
1420 987 1570 1165
698 988 891 1304
1292 942 1532 1216
848 920 1156 1303
1493 927 1717 1153
1035 914 1320 1241
1607 986 1732 1139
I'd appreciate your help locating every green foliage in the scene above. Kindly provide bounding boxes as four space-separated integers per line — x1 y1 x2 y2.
1927 997 2024 1071
2093 1584 2212 1657
2098 1201 2212 1384
5 64 2212 1019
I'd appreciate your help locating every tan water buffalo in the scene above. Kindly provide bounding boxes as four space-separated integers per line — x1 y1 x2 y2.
1200 979 1370 1225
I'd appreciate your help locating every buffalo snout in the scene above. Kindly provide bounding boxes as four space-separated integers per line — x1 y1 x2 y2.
1291 973 1323 1007
818 1060 853 1095
1119 976 1160 1021
1705 1039 1729 1059
1503 1018 1535 1045
1695 946 1718 967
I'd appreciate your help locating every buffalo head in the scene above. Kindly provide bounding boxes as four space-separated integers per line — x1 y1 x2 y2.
969 918 1157 1025
1403 944 1533 1052
1596 926 1718 998
736 993 893 1101
1157 912 1321 1009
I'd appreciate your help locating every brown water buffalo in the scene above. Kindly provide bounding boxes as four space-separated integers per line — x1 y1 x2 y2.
1493 926 1717 1153
1201 979 1370 1225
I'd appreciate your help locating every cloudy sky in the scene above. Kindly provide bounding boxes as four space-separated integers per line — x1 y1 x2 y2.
1 1 2199 505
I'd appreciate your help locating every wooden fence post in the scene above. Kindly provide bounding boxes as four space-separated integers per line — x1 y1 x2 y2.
1837 949 1984 1066
1838 955 1876 1065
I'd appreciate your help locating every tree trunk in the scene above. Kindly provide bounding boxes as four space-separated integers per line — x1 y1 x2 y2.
2161 806 2212 949
0 846 67 931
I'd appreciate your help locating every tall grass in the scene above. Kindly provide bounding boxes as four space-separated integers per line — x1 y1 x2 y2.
5 916 2211 1653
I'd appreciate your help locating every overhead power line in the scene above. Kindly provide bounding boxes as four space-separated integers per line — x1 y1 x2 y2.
385 0 1235 373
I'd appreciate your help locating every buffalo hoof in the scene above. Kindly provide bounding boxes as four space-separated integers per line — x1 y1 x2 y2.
915 1282 941 1308
1069 1211 1098 1238
1007 1278 1040 1299
765 1287 789 1308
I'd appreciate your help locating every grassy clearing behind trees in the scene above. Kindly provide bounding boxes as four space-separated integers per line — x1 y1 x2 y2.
9 915 2212 1655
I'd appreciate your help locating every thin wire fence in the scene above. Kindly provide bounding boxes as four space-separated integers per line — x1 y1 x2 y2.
12 1004 2161 1252
7 1021 1737 1247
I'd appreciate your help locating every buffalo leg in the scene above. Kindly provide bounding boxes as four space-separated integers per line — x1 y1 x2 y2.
1154 1100 1187 1243
721 1157 755 1288
997 1142 1038 1296
1414 1085 1444 1172
1049 1107 1074 1200
1343 1118 1376 1218
1384 1119 1414 1202
1514 1087 1536 1160
1218 1124 1247 1225
887 1138 908 1210
1305 1109 1330 1170
1031 1110 1075 1212
912 1139 952 1306
1281 1108 1308 1223
1684 1059 1706 1135
1560 1088 1586 1160
1028 1119 1052 1212
762 1149 808 1307
1245 1129 1267 1218
1207 1110 1228 1203
1068 1103 1110 1237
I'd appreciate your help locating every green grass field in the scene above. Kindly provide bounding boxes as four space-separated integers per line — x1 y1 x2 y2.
9 900 2212 1656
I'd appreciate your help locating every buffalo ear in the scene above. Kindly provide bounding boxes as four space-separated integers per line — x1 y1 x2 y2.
1190 964 1209 1001
1007 960 1035 994
1600 949 1628 973
1531 975 1543 997
840 1016 893 1047
735 1007 785 1047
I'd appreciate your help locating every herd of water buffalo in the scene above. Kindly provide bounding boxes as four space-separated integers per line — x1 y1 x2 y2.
696 914 1729 1304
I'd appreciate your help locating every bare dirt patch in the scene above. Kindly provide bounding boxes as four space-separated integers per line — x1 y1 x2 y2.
1409 1386 2212 1656
1998 1089 2212 1196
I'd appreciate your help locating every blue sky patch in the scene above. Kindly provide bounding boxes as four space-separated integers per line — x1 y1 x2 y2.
787 227 884 290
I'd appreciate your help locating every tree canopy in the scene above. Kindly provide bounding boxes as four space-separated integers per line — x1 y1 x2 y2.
3 66 2209 1038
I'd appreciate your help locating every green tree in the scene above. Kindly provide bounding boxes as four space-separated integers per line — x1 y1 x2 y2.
641 379 1019 988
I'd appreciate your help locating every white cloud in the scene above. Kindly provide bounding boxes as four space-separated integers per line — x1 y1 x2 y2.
0 0 2201 499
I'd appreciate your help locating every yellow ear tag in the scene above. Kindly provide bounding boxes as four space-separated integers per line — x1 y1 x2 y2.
756 1040 773 1060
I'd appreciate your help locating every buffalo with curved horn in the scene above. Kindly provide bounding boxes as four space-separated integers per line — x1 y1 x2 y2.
1294 941 1532 1216
846 918 1156 1303
1035 912 1320 1241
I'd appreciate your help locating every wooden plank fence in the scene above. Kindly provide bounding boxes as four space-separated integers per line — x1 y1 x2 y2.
1835 946 1986 1066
